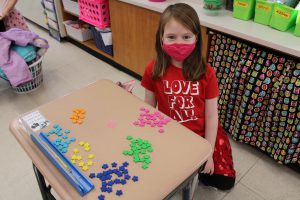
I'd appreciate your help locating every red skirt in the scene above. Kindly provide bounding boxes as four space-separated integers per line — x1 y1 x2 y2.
198 124 236 178
211 124 236 177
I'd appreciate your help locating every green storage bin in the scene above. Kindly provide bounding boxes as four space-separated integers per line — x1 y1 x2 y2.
294 11 300 37
233 0 256 20
269 3 297 31
254 0 274 25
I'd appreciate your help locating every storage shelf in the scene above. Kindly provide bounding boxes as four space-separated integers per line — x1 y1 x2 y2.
81 40 114 60
61 0 114 60
64 9 79 17
62 0 80 16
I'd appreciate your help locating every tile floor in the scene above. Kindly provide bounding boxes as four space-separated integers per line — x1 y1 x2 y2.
0 22 299 200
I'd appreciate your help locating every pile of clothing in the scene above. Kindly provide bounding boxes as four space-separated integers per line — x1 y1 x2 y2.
0 28 49 87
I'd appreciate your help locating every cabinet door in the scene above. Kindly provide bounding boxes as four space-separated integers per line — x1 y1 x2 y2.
201 26 209 62
109 0 160 76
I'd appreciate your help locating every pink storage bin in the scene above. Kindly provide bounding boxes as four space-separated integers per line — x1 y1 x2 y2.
78 0 110 28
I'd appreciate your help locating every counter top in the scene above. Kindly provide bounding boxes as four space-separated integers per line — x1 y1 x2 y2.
118 0 300 58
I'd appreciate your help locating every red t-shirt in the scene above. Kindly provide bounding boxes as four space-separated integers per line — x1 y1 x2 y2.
141 60 219 137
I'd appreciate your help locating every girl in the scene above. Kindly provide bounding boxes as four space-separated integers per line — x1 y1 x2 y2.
0 0 29 32
141 3 236 196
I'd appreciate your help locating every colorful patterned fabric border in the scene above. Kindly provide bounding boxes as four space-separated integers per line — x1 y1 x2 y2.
207 31 300 167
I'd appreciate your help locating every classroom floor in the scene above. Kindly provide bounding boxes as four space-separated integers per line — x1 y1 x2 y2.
0 22 300 200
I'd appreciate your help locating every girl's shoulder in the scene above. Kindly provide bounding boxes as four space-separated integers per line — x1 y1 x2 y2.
205 63 215 73
146 60 156 68
203 63 216 79
144 59 156 73
142 60 156 78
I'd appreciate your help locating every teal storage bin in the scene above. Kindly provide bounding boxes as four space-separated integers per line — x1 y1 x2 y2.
233 0 256 20
254 0 274 25
269 3 297 31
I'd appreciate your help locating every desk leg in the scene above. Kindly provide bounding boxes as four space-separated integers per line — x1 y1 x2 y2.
32 163 56 200
182 173 199 200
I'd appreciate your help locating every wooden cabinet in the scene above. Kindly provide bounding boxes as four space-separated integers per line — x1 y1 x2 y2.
109 0 160 76
201 26 208 61
54 0 209 77
109 0 209 76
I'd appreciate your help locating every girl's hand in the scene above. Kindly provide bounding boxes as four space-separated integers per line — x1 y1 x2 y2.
116 80 135 93
202 156 214 175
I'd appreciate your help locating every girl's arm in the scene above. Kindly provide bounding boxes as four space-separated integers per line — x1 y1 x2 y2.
203 97 218 174
1 0 18 17
145 89 157 108
205 97 218 151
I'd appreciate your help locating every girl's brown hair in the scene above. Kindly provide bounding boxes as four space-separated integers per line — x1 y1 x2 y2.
152 3 206 81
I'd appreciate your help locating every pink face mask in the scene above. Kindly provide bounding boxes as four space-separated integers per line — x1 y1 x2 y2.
162 43 196 61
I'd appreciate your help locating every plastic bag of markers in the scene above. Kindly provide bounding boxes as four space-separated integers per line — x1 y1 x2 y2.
116 80 135 93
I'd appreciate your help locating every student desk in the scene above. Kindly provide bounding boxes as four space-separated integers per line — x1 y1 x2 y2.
9 80 212 200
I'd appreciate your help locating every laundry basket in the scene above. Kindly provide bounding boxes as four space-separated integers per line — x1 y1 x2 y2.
0 56 44 94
